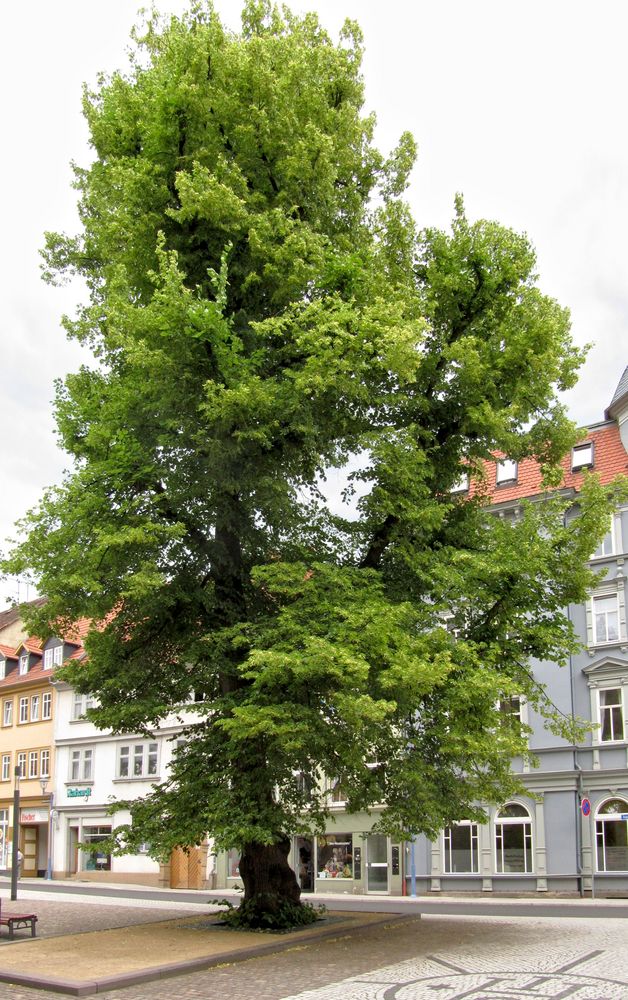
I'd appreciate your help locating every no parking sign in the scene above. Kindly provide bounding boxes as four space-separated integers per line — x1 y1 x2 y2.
581 797 591 817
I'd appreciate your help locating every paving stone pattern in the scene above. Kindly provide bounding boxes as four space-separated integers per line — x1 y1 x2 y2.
0 908 626 999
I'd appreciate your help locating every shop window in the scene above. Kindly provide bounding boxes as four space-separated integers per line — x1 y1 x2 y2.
495 803 532 873
593 595 620 644
42 693 52 720
444 822 479 873
1 755 10 782
317 834 353 880
3 700 13 727
82 825 112 872
0 809 9 870
118 742 158 778
599 688 625 742
227 848 241 879
596 799 628 872
70 748 93 781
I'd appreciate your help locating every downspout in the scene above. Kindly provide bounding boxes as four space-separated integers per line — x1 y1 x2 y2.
567 590 585 898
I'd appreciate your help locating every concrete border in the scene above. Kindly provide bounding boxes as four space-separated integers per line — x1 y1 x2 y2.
0 911 418 997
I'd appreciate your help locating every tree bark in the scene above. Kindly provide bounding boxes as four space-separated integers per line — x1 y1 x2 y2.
239 838 301 916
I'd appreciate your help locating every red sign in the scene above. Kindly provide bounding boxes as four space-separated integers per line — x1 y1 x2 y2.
581 797 591 817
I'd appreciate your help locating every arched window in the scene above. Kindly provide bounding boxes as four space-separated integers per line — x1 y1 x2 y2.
596 798 628 872
495 803 532 873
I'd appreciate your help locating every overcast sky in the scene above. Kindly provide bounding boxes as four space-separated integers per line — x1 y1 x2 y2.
1 0 627 609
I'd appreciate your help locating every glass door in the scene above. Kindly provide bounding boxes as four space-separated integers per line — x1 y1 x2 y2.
366 834 389 892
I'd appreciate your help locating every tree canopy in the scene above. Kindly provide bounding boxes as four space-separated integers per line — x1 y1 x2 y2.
3 0 620 924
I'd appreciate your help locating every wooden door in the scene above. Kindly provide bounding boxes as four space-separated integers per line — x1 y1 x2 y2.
21 827 38 877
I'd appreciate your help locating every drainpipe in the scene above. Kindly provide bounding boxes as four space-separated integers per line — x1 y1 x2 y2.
567 594 585 899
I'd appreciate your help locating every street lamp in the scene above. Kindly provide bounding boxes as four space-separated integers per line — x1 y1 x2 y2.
39 777 54 880
10 766 20 900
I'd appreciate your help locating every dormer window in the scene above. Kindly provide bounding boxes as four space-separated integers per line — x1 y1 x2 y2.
572 442 593 470
451 473 470 493
0 659 4 681
18 654 28 676
44 645 64 670
496 459 518 484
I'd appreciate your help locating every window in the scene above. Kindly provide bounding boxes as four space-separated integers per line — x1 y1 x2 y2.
16 752 26 778
599 688 625 742
0 810 9 869
42 692 52 720
496 459 517 484
317 834 353 880
572 442 593 470
40 749 50 778
1 755 10 782
329 779 346 805
70 748 93 781
30 695 40 722
444 822 479 874
596 799 628 872
3 700 13 727
593 595 620 644
451 473 469 493
82 825 111 872
117 742 158 779
499 695 522 727
495 803 533 873
19 697 28 724
18 654 28 676
0 659 5 681
72 693 95 720
28 751 38 779
227 848 241 879
44 648 53 670
593 517 615 559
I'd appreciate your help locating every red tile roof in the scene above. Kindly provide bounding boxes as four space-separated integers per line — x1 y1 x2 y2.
0 645 17 660
469 422 628 504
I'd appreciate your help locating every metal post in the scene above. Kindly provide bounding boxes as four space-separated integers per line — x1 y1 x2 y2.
10 766 20 901
46 793 54 880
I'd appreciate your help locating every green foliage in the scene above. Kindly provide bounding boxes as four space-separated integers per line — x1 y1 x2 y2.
216 896 325 931
1 0 623 898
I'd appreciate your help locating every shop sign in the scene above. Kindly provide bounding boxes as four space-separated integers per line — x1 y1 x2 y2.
68 787 92 799
20 809 48 823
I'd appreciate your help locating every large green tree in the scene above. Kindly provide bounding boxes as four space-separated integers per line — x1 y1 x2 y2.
4 1 619 924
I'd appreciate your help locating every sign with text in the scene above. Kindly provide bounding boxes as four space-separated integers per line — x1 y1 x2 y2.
67 787 92 799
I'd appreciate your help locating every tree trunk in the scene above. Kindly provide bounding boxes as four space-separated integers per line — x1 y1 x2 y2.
239 838 301 918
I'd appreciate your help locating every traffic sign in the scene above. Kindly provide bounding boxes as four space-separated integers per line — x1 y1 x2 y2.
581 797 591 817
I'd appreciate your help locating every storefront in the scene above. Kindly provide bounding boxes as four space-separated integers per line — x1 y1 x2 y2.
0 797 51 877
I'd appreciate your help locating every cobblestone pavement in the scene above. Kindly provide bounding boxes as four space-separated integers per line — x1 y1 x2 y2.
0 909 626 1000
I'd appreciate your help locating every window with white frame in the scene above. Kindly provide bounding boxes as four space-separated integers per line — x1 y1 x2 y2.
329 779 346 805
18 654 28 676
18 697 28 724
572 442 593 470
496 459 518 484
596 799 628 872
70 747 93 782
495 803 533 873
593 594 620 644
117 742 158 779
451 472 470 493
599 688 625 742
3 700 12 727
44 648 53 670
28 751 38 779
444 821 479 873
1 755 10 782
30 695 40 722
499 695 522 728
592 517 615 559
40 749 50 777
42 692 52 720
72 693 95 720
0 659 5 681
16 752 26 778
